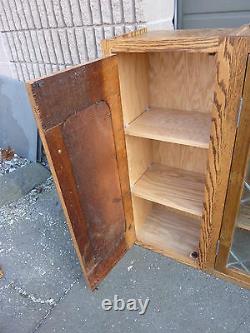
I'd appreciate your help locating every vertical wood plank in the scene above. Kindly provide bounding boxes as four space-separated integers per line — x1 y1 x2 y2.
199 36 249 269
216 55 250 272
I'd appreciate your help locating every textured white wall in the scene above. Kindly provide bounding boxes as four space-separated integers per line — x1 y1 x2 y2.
0 0 174 82
143 0 174 30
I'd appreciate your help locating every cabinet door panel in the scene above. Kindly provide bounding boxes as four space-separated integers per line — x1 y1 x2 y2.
27 57 133 289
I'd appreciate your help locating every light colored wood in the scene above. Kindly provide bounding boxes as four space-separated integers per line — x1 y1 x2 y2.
153 141 208 175
125 108 211 148
149 52 216 114
136 203 201 265
108 29 231 53
125 136 207 186
132 163 205 217
101 27 147 56
125 136 152 186
237 203 250 231
117 53 149 125
132 195 152 232
201 40 250 271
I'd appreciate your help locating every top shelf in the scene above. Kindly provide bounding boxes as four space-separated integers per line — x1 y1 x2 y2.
125 108 211 149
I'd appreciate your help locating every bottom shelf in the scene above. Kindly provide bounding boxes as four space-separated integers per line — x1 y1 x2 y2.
135 203 201 265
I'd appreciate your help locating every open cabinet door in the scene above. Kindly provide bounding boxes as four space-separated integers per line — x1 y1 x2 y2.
26 56 135 289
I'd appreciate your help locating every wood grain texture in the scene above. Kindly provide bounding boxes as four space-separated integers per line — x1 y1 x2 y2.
237 203 250 231
132 163 205 217
26 56 135 289
125 108 211 148
153 141 208 175
109 29 231 53
132 195 152 232
125 136 152 186
149 52 216 114
101 28 147 57
215 55 250 273
136 203 201 265
199 37 250 270
117 53 149 125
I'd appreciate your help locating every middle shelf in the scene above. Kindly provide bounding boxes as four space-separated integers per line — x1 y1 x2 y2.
132 163 205 217
125 108 211 149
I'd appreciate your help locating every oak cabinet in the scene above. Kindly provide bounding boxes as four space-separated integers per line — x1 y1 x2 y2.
27 25 250 289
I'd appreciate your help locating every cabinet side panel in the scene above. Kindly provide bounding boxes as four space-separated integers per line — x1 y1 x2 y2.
215 55 250 276
199 37 250 269
117 53 149 125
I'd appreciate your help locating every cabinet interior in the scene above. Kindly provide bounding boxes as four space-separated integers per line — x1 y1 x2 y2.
117 51 216 265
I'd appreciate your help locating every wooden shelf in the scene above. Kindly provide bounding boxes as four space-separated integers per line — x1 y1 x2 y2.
132 163 205 217
136 204 201 262
237 203 250 231
125 108 211 149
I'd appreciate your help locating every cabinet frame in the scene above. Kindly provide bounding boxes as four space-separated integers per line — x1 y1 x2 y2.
215 55 250 289
102 27 250 274
27 25 250 289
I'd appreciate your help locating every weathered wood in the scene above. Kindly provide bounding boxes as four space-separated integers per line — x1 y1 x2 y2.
215 55 250 273
27 56 135 289
199 37 250 270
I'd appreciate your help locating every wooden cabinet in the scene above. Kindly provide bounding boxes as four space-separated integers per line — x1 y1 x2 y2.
27 25 250 290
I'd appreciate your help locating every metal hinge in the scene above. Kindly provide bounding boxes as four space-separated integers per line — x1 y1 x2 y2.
216 239 220 256
237 97 243 128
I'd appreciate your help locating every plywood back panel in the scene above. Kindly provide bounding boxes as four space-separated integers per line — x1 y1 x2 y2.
153 141 208 174
149 52 216 113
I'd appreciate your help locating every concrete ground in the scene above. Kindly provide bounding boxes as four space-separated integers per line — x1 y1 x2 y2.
0 165 250 333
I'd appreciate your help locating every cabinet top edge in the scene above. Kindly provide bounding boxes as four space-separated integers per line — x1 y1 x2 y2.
102 25 250 54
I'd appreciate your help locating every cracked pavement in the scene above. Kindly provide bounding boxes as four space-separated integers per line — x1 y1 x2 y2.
0 174 250 332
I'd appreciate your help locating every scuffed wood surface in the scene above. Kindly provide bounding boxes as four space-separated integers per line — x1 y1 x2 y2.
27 56 134 289
215 55 250 272
199 37 250 270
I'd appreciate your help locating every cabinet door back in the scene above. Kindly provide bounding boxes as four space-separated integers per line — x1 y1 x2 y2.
27 57 131 289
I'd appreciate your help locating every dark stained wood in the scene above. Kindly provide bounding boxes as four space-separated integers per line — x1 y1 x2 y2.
199 37 250 270
26 56 135 289
215 56 250 279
